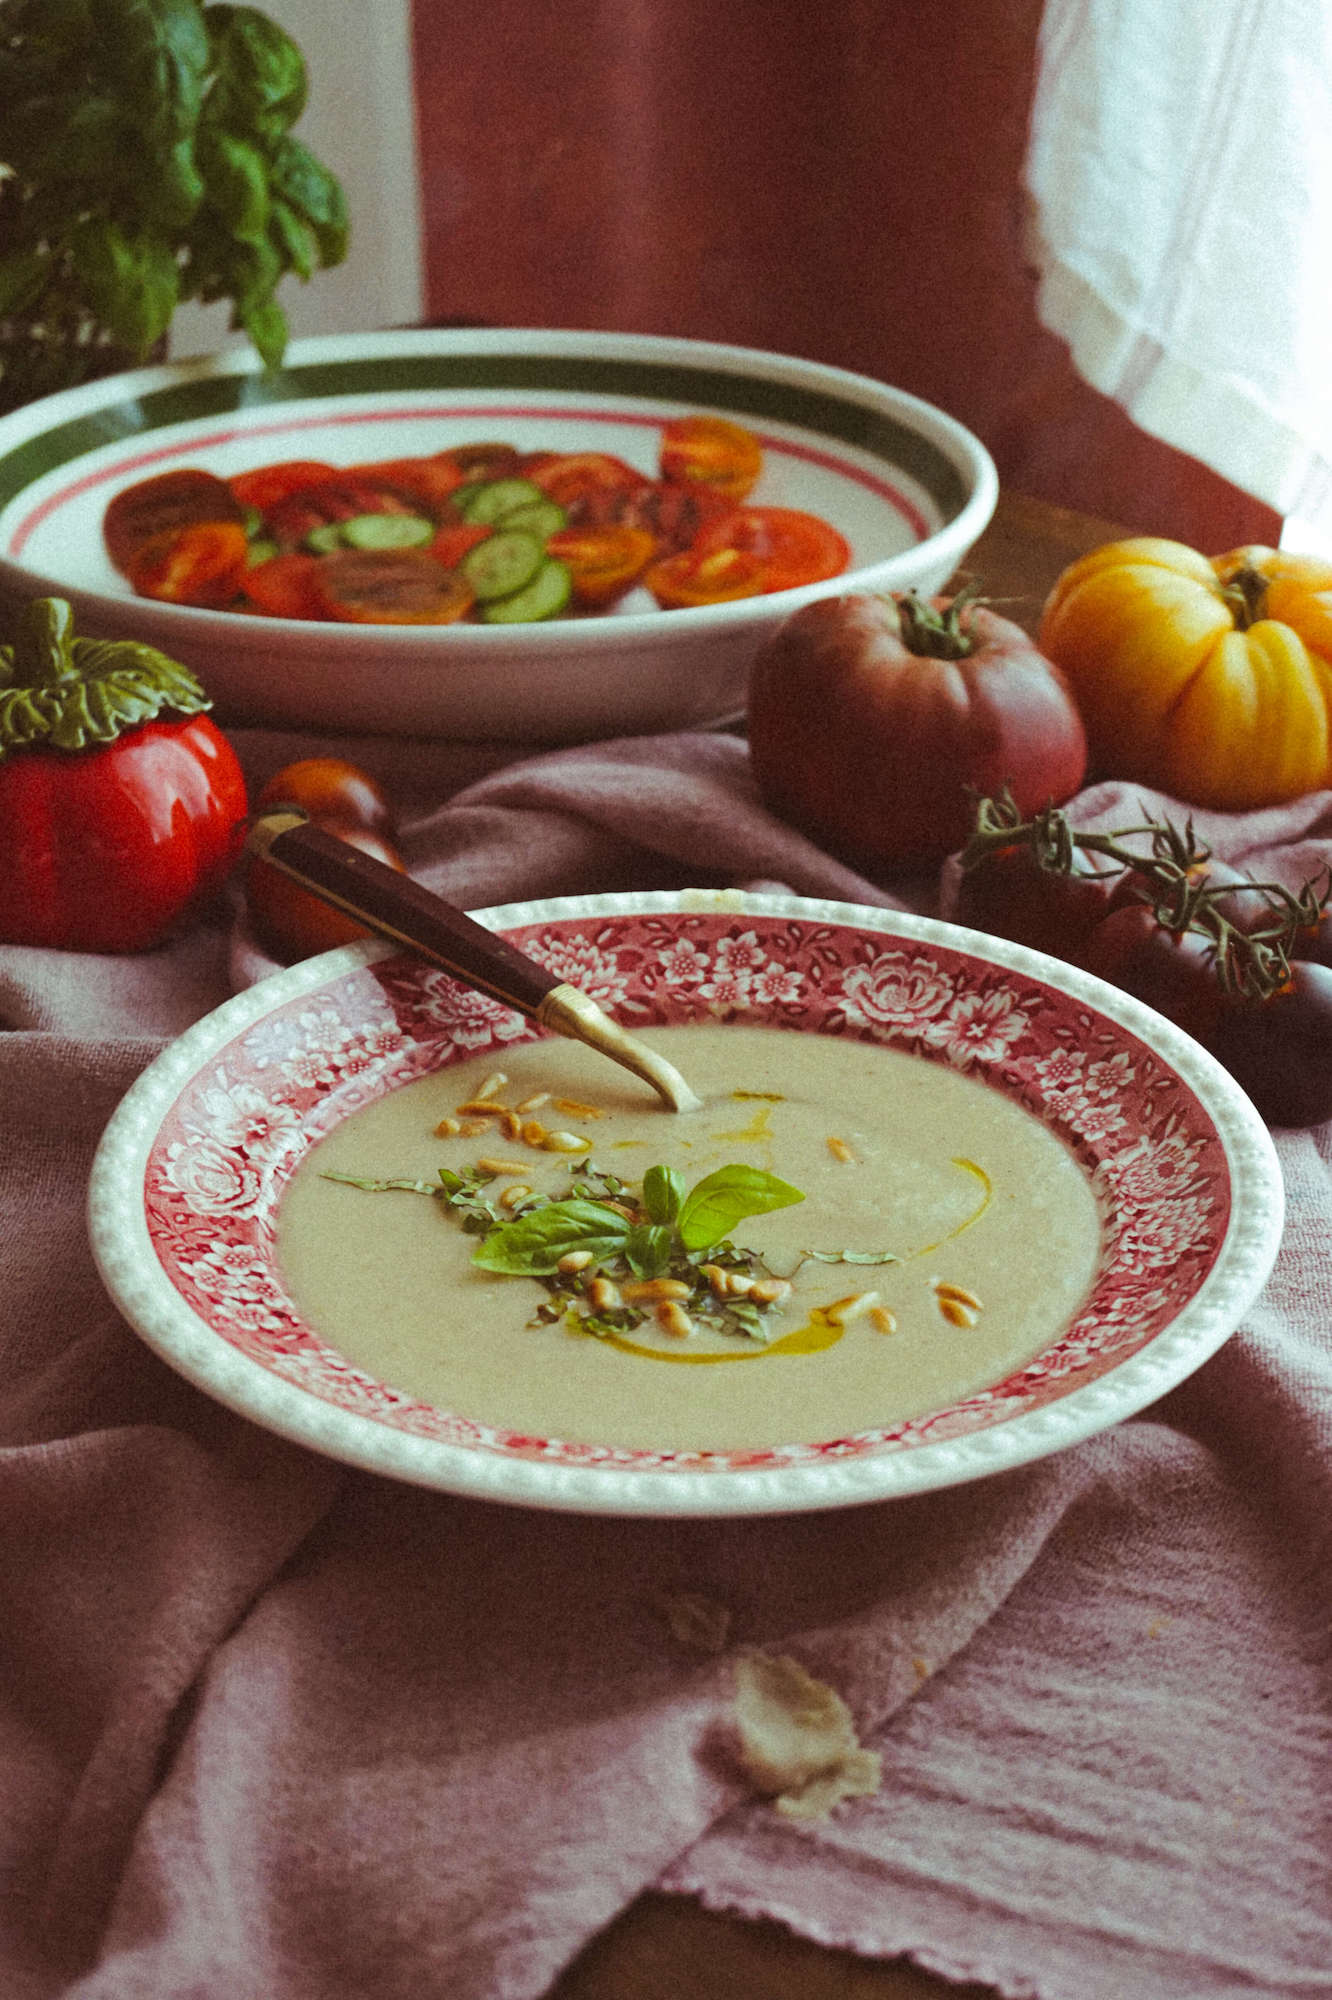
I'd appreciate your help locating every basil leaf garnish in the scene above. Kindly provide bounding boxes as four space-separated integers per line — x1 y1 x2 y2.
471 1199 630 1274
641 1164 685 1226
676 1166 804 1252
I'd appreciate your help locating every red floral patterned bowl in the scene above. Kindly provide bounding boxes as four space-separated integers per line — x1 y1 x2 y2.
88 890 1283 1516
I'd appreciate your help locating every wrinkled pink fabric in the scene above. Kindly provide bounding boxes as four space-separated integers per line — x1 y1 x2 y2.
3 727 1330 2000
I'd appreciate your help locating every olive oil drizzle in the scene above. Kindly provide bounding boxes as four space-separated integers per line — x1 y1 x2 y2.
599 1157 993 1366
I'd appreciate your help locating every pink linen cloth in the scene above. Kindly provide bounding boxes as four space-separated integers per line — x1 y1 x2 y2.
2 726 1331 2000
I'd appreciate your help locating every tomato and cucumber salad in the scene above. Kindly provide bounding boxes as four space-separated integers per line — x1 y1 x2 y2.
101 417 851 625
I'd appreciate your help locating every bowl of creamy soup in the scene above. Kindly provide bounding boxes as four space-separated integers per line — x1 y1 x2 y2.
88 889 1283 1516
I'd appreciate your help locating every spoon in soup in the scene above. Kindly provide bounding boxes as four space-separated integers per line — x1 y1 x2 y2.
246 810 702 1113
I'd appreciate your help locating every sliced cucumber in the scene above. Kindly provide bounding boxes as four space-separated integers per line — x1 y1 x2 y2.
245 537 279 566
499 496 567 539
341 511 435 551
305 521 346 553
461 528 545 602
457 476 547 526
481 557 573 624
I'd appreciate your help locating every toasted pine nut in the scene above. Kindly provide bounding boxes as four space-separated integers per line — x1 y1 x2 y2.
937 1296 979 1328
748 1277 791 1306
824 1290 880 1326
459 1119 490 1137
476 1157 531 1176
520 1119 549 1147
933 1280 983 1311
588 1276 622 1312
558 1250 595 1273
826 1136 856 1163
870 1306 898 1335
499 1183 532 1209
541 1130 592 1154
555 1096 605 1119
473 1072 507 1101
621 1278 691 1302
515 1091 551 1113
655 1299 694 1339
433 1115 462 1137
701 1263 742 1297
457 1099 506 1119
498 1109 523 1141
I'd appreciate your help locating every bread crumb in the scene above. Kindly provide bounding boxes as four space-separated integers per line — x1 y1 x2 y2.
659 1591 732 1654
732 1651 881 1820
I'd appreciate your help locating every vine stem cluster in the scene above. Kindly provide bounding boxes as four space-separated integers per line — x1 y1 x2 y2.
961 790 1331 1002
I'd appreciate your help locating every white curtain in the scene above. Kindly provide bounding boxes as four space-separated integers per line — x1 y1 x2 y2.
1023 0 1332 533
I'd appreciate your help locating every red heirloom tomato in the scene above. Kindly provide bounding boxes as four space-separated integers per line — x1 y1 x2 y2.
0 598 247 952
747 592 1088 870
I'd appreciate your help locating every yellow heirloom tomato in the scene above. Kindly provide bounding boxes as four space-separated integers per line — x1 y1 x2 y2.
1038 538 1332 810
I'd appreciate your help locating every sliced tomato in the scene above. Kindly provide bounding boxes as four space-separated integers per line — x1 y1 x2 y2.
526 452 652 527
693 505 850 592
238 551 328 620
618 480 738 554
264 478 420 549
313 548 476 624
104 469 245 575
546 525 656 608
345 454 472 515
428 521 493 569
126 520 250 607
659 415 763 502
441 442 523 483
227 460 338 512
643 545 768 610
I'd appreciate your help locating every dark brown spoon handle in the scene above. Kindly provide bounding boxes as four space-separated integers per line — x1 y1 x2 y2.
245 811 702 1112
248 811 560 1015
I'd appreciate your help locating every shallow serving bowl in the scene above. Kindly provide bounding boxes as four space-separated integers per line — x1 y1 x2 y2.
88 889 1282 1517
0 328 997 742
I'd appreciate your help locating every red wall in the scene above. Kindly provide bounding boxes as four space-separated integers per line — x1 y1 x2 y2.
410 0 1279 551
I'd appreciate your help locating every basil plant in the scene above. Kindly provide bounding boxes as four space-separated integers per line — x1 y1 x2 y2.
0 0 348 407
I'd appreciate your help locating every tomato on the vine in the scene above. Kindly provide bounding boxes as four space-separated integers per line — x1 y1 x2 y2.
1212 963 1332 1127
1080 905 1227 1046
952 846 1119 964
